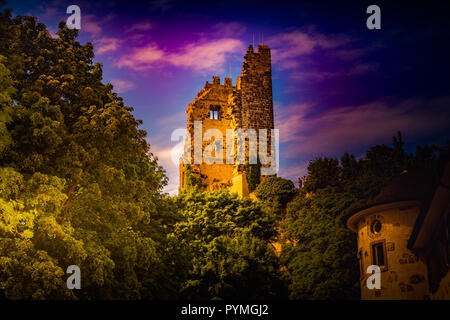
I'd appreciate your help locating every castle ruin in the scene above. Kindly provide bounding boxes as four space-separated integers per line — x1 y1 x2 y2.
179 45 275 196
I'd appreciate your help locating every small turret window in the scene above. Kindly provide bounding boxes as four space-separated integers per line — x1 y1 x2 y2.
371 240 388 271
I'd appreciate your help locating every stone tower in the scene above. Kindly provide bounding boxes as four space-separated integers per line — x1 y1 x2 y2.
236 45 274 132
179 45 276 196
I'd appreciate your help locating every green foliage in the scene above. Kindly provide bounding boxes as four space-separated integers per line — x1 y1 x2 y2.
281 134 447 299
183 164 203 189
0 55 14 156
174 189 287 299
245 161 261 192
255 176 296 210
281 187 360 299
0 167 76 299
304 157 340 192
0 10 181 299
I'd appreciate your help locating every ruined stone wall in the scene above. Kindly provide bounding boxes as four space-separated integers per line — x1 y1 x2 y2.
182 76 235 190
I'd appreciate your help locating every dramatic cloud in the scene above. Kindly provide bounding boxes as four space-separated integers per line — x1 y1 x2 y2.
156 111 186 127
149 140 183 195
267 29 380 81
81 13 115 36
268 30 351 68
82 14 103 36
95 37 121 54
167 38 244 72
150 143 180 195
276 96 450 158
117 38 244 73
30 3 117 40
116 43 165 69
148 111 188 195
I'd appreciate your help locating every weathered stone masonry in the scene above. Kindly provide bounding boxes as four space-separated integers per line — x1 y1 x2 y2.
179 45 275 196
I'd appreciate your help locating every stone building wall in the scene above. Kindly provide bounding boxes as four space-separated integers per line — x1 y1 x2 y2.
354 201 430 300
239 45 274 131
432 270 450 299
237 45 275 176
183 77 236 190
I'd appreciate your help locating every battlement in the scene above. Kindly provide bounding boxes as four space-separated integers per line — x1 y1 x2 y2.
245 44 270 58
204 76 234 89
224 77 232 87
256 44 270 55
212 76 220 85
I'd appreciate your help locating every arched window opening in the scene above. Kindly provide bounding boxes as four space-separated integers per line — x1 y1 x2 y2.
209 106 220 120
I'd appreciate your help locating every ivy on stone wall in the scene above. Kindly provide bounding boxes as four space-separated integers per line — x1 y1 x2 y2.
184 165 200 188
184 165 207 189
246 161 261 192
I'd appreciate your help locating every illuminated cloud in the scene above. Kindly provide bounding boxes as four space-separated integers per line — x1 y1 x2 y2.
95 37 121 54
166 38 244 72
156 111 186 127
116 43 165 70
82 13 115 36
116 38 244 73
149 143 181 195
110 79 134 93
82 14 103 36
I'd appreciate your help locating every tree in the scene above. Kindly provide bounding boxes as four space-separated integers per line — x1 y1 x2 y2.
0 55 14 156
0 10 178 299
280 187 360 299
174 189 287 299
255 176 296 216
304 157 340 192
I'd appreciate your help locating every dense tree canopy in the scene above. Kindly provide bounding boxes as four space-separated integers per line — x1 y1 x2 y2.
0 9 179 299
255 176 296 207
174 188 287 299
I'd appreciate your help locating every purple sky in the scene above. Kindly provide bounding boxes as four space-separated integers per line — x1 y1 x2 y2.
6 0 450 194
